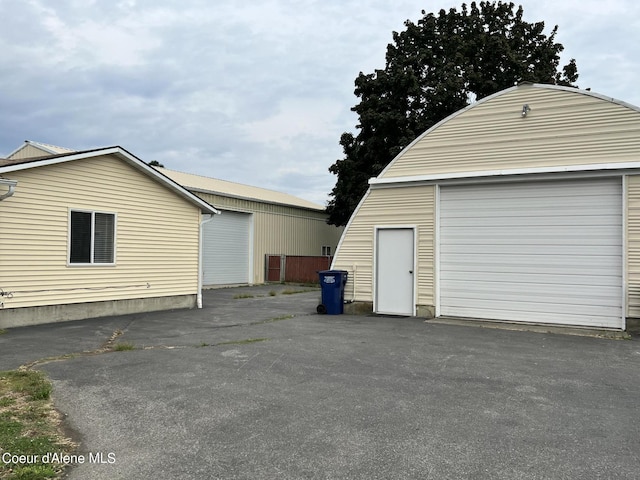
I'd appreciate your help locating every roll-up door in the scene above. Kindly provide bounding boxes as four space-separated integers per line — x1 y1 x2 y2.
203 210 251 285
439 178 623 329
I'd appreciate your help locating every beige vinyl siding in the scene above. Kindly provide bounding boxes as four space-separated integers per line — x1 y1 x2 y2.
332 185 434 305
193 192 342 284
0 155 201 308
7 144 50 160
627 175 640 318
381 85 640 179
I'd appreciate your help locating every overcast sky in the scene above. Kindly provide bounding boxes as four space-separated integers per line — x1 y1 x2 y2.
1 0 638 205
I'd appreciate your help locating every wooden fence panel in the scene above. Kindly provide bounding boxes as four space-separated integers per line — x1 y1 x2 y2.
265 255 332 283
266 255 282 282
284 256 332 283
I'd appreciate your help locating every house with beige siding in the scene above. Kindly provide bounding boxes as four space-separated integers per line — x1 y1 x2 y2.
157 168 343 286
0 147 219 328
332 83 640 331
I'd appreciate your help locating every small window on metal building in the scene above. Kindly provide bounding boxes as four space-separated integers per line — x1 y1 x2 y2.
321 245 331 256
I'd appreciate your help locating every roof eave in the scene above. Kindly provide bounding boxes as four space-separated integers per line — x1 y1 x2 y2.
184 186 325 212
369 162 640 187
0 147 220 215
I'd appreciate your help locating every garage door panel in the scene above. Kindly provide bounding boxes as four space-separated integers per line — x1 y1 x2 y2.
443 304 619 328
441 217 622 229
441 244 622 256
442 296 622 318
441 272 622 288
442 179 618 199
442 253 619 271
203 210 251 285
440 281 621 302
442 194 620 208
439 178 623 328
440 232 621 246
443 205 620 218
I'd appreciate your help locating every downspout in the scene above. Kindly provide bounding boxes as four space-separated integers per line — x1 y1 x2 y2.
0 180 17 201
197 213 217 308
351 264 356 302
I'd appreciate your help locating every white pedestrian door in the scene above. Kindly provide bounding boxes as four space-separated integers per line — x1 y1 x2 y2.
376 228 415 315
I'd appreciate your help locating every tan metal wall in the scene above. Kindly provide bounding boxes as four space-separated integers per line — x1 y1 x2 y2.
192 192 343 284
381 84 640 179
331 185 435 306
0 155 202 309
627 175 640 318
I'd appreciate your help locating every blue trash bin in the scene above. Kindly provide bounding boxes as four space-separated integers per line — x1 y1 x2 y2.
317 270 348 315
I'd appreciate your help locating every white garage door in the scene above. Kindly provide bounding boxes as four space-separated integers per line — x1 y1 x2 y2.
439 178 623 329
203 210 251 285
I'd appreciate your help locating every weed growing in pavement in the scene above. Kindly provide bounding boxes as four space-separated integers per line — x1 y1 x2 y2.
113 342 135 351
218 338 268 346
281 289 313 295
263 315 295 323
233 294 255 299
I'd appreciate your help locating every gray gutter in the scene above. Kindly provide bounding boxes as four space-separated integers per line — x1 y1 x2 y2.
0 178 17 200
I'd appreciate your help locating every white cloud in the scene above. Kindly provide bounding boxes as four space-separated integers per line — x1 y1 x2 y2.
241 98 343 149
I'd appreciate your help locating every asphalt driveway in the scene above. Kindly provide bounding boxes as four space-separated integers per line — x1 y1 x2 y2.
2 285 640 479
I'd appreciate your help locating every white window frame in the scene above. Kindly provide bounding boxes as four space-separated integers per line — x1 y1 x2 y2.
321 245 332 256
67 209 117 266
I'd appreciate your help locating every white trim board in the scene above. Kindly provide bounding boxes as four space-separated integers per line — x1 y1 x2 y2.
370 162 640 188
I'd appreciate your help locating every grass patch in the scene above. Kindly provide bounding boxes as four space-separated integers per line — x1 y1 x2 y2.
269 290 277 296
233 294 255 299
281 289 313 295
0 329 7 335
2 370 52 401
218 338 268 346
0 370 76 479
112 342 135 351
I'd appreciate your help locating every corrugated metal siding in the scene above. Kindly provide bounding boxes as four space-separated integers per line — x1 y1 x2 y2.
193 192 342 284
627 176 640 318
0 156 201 308
332 186 434 305
158 167 324 210
381 85 640 178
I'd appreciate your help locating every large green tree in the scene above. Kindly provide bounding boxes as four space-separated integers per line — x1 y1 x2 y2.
326 1 578 226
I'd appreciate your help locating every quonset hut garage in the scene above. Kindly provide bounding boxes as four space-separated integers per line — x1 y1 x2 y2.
331 83 640 331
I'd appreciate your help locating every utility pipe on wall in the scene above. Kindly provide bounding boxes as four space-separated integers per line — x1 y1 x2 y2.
350 263 357 302
197 213 217 308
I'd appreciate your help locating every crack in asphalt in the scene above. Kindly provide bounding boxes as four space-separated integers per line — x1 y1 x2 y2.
19 313 311 370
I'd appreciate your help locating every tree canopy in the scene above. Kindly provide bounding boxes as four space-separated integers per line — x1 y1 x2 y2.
326 1 578 226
